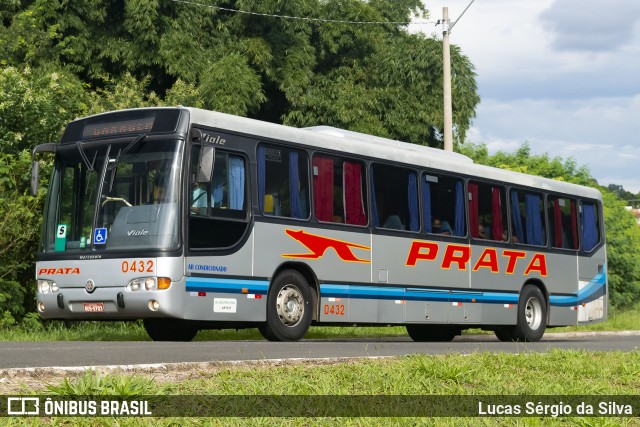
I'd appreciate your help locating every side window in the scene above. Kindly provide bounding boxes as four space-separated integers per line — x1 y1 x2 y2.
468 181 508 241
257 144 310 219
548 196 578 250
510 189 546 246
423 173 466 237
370 164 418 231
312 154 367 226
581 201 601 252
191 150 246 218
189 145 248 250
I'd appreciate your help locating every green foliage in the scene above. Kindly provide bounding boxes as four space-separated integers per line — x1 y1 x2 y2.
0 150 48 319
0 67 87 154
284 17 480 147
1 0 479 140
85 73 163 115
461 142 640 308
47 370 161 396
601 191 640 307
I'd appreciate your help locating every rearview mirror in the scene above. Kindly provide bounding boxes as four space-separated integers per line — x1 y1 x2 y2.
191 128 215 184
30 142 57 196
31 161 40 196
197 145 215 184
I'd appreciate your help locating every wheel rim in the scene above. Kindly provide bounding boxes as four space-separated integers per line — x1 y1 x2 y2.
276 284 304 327
524 297 543 330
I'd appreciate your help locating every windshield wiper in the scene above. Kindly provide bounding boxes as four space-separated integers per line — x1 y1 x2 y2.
75 141 97 171
108 133 148 170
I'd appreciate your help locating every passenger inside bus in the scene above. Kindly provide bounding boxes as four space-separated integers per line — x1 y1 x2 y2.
432 218 452 235
382 215 404 230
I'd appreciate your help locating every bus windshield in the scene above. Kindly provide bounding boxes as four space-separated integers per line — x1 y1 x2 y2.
42 139 183 253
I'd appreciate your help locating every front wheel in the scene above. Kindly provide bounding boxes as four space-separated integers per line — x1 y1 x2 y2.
143 318 198 342
259 270 313 342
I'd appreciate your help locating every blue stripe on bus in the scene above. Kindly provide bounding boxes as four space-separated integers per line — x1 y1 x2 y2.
185 272 606 307
185 277 269 295
320 284 520 304
321 272 607 307
549 272 607 307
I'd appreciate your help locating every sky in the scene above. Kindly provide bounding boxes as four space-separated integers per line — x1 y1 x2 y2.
413 0 640 193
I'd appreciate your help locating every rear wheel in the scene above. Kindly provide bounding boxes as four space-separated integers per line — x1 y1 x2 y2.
406 325 459 342
258 270 313 342
497 285 547 342
494 327 515 342
143 318 198 342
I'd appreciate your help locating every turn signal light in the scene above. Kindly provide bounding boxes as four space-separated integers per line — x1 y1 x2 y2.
157 277 171 290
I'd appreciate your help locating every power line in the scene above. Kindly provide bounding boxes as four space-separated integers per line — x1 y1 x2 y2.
172 0 439 26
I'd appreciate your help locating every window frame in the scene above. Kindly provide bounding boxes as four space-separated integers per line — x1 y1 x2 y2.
370 162 420 233
421 171 467 238
311 152 368 227
257 142 311 221
467 179 509 243
546 194 580 251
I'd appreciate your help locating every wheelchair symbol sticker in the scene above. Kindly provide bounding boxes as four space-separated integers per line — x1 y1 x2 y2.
94 228 108 245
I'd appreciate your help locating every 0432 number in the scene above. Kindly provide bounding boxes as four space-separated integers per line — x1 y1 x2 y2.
323 304 345 316
121 260 154 273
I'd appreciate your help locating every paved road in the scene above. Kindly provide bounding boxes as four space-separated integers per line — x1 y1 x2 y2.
1 332 638 370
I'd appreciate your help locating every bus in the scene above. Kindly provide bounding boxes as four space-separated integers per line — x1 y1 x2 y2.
31 107 607 342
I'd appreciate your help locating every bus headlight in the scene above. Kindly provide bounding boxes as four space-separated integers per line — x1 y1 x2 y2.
128 279 141 292
126 277 171 291
38 280 58 294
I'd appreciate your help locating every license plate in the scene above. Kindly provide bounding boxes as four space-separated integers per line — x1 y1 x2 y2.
83 303 104 313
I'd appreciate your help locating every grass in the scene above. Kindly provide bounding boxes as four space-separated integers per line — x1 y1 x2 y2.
3 350 639 425
1 303 638 342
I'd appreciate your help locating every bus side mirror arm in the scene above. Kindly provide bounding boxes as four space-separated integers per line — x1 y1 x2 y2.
31 142 57 196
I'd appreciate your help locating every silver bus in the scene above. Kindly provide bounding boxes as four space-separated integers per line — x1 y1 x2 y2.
32 107 607 342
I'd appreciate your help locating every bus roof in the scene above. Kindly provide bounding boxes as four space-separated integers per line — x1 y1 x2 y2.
86 107 600 201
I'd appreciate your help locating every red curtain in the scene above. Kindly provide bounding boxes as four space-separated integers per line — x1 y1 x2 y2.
491 187 503 241
570 200 578 249
343 161 366 225
468 182 479 238
553 199 563 247
313 156 334 222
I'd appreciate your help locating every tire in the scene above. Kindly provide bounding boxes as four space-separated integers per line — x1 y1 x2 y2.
508 285 547 342
258 270 313 342
494 327 516 342
406 325 459 342
143 318 198 342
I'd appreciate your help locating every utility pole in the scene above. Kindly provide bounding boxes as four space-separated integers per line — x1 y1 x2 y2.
442 0 476 152
442 7 453 152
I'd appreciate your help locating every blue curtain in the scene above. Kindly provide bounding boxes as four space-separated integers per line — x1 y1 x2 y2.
257 147 265 212
408 173 419 232
228 156 245 210
525 193 543 245
454 181 465 237
422 177 432 233
370 168 379 227
288 152 303 218
511 191 524 243
582 203 598 251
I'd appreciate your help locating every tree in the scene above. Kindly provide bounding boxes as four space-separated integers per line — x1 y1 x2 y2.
1 0 479 145
0 66 87 324
461 142 640 308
